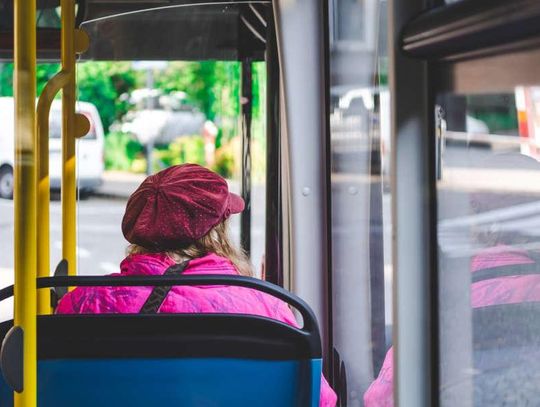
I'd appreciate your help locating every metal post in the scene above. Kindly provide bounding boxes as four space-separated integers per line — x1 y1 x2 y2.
13 0 37 403
388 0 439 405
241 59 253 256
61 0 77 276
264 8 282 285
273 0 331 361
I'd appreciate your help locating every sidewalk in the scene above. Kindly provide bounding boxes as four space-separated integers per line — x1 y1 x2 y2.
96 170 241 199
94 171 146 199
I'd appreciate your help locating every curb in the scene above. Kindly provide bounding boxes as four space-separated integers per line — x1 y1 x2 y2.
92 190 133 201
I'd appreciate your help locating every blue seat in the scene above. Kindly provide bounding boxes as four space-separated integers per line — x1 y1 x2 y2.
0 276 322 406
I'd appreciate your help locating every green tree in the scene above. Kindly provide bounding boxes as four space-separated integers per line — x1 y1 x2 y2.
1 59 266 148
0 62 60 97
155 61 241 122
77 62 142 131
0 63 14 96
0 61 142 132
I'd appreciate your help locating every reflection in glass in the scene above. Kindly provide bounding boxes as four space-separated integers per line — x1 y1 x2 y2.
329 1 391 406
437 88 540 406
333 0 366 43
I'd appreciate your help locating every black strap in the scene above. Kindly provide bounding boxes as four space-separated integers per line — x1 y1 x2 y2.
139 261 190 314
472 261 540 283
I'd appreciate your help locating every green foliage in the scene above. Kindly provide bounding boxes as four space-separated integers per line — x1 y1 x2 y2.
0 63 13 96
0 62 60 97
213 140 238 179
104 131 143 171
377 57 389 87
154 61 240 122
37 64 61 95
154 136 206 170
0 62 142 133
251 62 266 122
77 62 142 132
211 131 266 182
153 135 243 180
0 59 268 180
0 60 261 139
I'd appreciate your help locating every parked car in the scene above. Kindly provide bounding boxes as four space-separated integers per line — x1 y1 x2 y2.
0 97 105 199
120 89 205 145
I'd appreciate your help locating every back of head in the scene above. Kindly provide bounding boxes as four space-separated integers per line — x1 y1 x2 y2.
122 164 252 276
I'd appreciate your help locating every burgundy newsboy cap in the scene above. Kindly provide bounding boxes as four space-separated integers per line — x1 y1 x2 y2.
122 163 244 249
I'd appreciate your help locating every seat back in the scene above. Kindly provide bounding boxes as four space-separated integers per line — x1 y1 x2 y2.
0 276 322 407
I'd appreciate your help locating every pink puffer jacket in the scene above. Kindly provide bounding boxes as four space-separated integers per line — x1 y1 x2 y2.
57 252 337 407
363 246 540 407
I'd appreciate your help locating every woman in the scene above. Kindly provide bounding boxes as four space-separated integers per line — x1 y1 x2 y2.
57 163 337 407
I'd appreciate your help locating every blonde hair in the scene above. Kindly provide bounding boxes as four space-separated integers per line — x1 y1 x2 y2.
127 219 253 277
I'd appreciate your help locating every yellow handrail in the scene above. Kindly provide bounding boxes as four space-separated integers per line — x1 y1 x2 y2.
13 0 37 404
61 0 77 277
36 4 88 310
36 72 69 315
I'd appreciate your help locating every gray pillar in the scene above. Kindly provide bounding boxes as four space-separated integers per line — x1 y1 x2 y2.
388 0 439 406
273 0 331 360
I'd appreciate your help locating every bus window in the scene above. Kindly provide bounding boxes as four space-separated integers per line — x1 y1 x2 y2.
72 2 268 277
437 90 540 406
328 0 391 405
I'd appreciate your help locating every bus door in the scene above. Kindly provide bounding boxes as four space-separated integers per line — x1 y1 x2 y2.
388 0 540 406
327 1 391 405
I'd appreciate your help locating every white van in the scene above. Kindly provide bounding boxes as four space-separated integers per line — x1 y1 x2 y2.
0 97 105 199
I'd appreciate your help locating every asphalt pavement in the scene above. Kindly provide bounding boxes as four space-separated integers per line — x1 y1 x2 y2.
0 170 264 282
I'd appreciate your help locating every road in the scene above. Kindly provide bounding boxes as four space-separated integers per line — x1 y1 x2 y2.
0 197 127 276
0 197 130 320
0 196 264 276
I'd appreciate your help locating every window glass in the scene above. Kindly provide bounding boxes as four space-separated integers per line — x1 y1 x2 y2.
0 93 13 322
249 61 267 275
0 64 74 320
436 87 540 406
67 2 268 277
1 2 269 317
329 1 392 405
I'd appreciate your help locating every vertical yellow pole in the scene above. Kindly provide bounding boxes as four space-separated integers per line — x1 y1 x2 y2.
61 0 77 276
14 0 37 404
